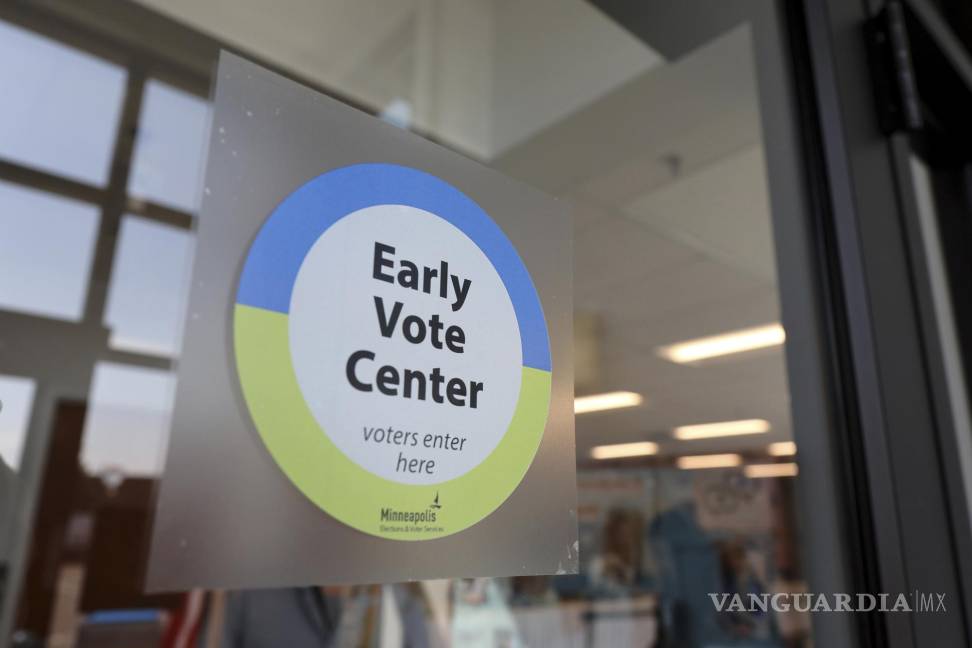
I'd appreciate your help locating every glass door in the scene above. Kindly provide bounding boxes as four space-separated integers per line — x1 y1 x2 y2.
0 1 870 647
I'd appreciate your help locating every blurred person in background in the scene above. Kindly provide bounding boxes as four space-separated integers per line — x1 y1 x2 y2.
190 584 435 648
587 508 650 597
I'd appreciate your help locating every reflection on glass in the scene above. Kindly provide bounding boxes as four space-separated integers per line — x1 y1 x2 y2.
0 20 126 187
128 79 210 213
79 362 174 482
471 12 803 648
0 180 100 321
0 374 36 472
104 215 195 357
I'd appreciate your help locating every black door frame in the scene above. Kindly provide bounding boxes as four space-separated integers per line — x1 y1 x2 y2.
802 0 972 645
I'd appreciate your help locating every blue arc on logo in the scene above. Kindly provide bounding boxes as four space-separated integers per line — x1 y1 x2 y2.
236 163 551 372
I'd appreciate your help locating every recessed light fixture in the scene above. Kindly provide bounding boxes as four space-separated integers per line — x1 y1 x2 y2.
656 323 785 364
676 453 742 470
574 391 643 414
591 441 659 460
745 462 798 478
673 418 770 440
768 441 797 456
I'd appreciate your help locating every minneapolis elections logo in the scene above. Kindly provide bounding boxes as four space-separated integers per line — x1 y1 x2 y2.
233 163 552 540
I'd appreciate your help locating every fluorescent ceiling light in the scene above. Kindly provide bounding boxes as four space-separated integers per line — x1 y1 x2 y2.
574 391 643 414
676 453 742 470
745 462 799 478
673 418 770 440
657 323 785 364
591 441 659 460
768 441 797 456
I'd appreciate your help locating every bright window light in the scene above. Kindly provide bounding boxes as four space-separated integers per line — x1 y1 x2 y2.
0 180 100 321
80 362 175 479
745 462 798 478
676 453 742 470
0 20 126 187
105 215 195 357
574 391 643 414
657 323 785 364
0 374 36 471
129 79 210 213
591 441 658 460
673 418 770 440
768 441 797 456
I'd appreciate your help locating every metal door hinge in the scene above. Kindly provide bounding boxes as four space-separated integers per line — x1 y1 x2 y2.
865 1 924 134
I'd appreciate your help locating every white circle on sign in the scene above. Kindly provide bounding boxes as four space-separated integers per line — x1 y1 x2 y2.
288 204 523 485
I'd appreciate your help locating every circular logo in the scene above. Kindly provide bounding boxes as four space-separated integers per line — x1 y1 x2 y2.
233 163 551 540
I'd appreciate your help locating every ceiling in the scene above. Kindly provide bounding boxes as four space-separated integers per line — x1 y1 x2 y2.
494 25 793 461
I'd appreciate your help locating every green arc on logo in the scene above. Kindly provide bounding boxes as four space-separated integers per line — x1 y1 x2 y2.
234 304 551 540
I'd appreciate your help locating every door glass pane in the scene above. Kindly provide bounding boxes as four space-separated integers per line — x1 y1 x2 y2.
0 180 100 321
104 215 195 357
0 19 126 187
128 79 210 213
147 3 803 644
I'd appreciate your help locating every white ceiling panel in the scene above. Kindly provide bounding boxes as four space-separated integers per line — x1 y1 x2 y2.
623 145 777 283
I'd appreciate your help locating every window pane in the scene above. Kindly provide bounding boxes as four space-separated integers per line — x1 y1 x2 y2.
0 180 100 321
79 362 175 480
104 215 195 357
0 374 36 472
0 20 126 187
128 80 210 213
